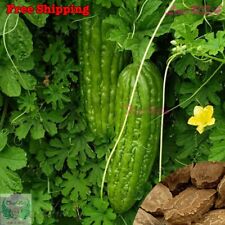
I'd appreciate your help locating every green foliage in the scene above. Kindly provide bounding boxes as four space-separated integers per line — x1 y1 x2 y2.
209 108 225 161
82 198 116 225
0 147 27 193
209 123 225 161
0 65 21 97
43 39 71 65
0 130 7 151
25 13 49 28
6 17 33 60
95 0 122 8
32 187 53 224
104 0 173 62
162 0 225 180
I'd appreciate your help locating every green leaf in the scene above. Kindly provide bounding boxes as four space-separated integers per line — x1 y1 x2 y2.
53 16 78 35
61 197 77 217
105 0 172 62
12 111 39 140
6 17 33 60
0 65 21 97
16 122 32 140
0 147 27 170
209 122 225 161
0 168 23 193
82 198 116 225
81 161 105 187
0 2 7 32
61 170 91 201
175 130 197 160
36 132 94 175
171 14 203 38
18 93 37 112
138 0 162 26
0 2 18 35
17 73 37 90
53 58 78 83
95 0 122 8
114 208 136 225
178 68 223 110
0 130 7 151
43 83 70 110
44 147 67 173
32 189 53 224
45 111 64 123
203 31 225 55
174 54 196 78
0 147 27 193
33 217 56 225
43 39 70 65
12 109 61 140
31 121 45 139
43 138 67 173
15 56 35 72
125 37 156 63
41 111 62 136
42 120 57 136
25 13 49 28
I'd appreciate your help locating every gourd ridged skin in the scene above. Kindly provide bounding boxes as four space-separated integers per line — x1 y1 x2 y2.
107 62 162 213
79 9 124 140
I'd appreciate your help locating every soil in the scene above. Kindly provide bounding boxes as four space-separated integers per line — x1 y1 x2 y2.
133 162 225 225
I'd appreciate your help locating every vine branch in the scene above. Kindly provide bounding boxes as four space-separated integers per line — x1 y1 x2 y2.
0 97 9 130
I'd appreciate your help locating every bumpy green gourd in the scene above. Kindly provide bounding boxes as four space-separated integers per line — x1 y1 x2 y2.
107 62 162 213
79 10 125 140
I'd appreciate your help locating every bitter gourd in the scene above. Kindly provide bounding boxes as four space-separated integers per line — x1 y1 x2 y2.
78 7 125 140
107 62 162 213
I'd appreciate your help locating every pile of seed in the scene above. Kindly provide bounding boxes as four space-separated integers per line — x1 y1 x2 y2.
134 162 225 225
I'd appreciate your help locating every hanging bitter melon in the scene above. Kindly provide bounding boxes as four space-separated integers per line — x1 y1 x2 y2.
107 62 162 213
78 8 126 140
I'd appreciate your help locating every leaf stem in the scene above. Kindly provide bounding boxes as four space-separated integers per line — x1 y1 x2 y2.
131 0 149 39
0 97 8 130
164 62 224 115
159 55 177 182
119 215 128 225
152 62 224 126
3 14 30 94
204 54 225 63
157 59 223 182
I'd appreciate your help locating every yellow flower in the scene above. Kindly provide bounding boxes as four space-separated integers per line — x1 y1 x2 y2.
188 105 215 134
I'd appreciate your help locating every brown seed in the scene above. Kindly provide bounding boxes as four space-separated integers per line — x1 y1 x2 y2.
193 209 225 225
191 162 224 189
133 208 162 225
141 183 173 216
43 75 50 87
162 165 193 194
156 217 166 225
163 187 216 225
215 175 225 208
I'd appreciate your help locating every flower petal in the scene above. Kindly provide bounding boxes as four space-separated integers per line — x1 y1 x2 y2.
188 105 215 134
204 105 214 119
196 125 204 134
188 116 199 126
194 106 204 116
206 118 215 126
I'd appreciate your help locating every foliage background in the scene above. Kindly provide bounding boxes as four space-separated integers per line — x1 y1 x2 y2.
0 0 225 224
